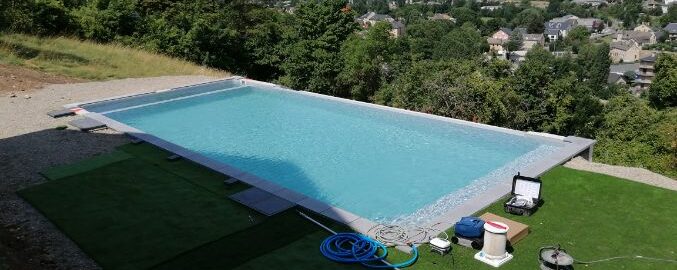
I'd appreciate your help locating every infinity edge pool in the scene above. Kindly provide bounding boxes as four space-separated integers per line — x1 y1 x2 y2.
67 77 596 239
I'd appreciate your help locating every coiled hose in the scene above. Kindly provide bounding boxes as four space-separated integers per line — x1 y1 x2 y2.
320 233 418 269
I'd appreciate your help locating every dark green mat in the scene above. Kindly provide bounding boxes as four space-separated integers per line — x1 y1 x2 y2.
152 210 318 270
40 150 132 180
20 158 262 270
117 143 247 196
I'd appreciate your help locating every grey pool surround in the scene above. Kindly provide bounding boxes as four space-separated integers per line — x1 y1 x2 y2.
68 77 596 239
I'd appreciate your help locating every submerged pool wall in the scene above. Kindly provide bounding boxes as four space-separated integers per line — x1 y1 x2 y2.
65 76 596 238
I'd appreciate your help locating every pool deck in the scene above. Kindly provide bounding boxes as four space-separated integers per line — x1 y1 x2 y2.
71 77 596 248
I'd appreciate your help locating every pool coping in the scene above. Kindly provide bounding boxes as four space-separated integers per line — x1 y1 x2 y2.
72 77 596 251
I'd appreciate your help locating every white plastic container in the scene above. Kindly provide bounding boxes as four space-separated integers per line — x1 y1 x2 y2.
474 221 513 267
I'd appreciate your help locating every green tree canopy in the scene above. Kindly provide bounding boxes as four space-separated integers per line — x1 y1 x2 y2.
278 0 358 95
338 22 394 101
512 8 545 34
576 43 611 96
647 54 677 109
406 20 454 60
431 23 485 60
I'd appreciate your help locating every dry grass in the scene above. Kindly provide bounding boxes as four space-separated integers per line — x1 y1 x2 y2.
0 34 228 80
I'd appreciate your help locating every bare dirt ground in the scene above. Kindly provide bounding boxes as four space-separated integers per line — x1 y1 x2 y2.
0 64 220 270
0 65 83 95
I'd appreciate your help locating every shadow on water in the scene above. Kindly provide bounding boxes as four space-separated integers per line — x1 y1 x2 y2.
199 151 328 202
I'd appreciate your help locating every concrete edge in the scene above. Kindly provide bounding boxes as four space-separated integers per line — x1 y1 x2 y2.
63 76 241 109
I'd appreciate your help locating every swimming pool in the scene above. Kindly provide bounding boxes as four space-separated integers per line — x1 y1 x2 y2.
77 78 594 229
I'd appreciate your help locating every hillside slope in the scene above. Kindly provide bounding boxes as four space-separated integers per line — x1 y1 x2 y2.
0 34 227 80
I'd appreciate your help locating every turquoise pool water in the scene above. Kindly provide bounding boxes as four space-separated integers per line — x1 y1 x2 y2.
102 84 561 225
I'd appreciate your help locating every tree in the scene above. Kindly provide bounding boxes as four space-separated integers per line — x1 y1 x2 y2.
595 95 677 178
505 30 523 52
564 26 590 53
0 0 73 35
539 74 603 137
546 0 562 18
432 23 485 60
510 46 555 130
377 59 517 125
481 18 507 36
243 8 289 80
73 0 140 42
338 22 394 101
278 0 358 95
620 0 642 28
647 54 677 109
660 5 677 27
576 43 611 96
450 7 480 26
406 20 453 60
512 8 545 34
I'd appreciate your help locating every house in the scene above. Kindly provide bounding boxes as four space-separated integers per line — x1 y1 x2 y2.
577 18 604 32
480 5 502 11
389 20 406 37
636 54 657 89
513 27 528 36
643 0 662 10
487 28 513 57
609 40 641 63
616 30 657 46
663 0 676 13
573 0 607 7
492 28 513 40
545 29 560 41
508 50 529 63
634 24 653 32
522 34 545 50
544 16 578 40
607 73 628 85
428 13 455 22
664 23 677 41
357 12 406 37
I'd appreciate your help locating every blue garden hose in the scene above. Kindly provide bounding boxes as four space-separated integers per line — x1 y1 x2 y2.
320 233 418 269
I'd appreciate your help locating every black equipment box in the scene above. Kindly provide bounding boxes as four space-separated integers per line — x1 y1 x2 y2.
504 173 542 216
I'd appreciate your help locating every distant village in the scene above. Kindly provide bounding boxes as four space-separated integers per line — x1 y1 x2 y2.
272 0 676 95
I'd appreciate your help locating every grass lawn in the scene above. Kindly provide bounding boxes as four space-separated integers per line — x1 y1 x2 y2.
19 143 677 270
0 34 226 80
388 167 677 270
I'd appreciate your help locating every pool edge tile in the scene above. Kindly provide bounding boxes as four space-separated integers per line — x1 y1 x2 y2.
297 197 332 213
347 218 377 235
275 188 306 203
320 207 360 224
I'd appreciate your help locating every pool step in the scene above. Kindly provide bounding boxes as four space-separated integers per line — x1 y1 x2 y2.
69 117 106 132
229 187 295 216
47 108 75 118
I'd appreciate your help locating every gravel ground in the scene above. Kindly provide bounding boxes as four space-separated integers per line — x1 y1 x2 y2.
0 75 221 270
564 157 676 191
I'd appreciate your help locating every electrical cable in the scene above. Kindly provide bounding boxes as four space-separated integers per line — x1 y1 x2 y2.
538 244 677 269
367 222 451 246
574 255 677 264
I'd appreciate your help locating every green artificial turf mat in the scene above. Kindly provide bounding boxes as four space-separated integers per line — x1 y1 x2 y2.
40 150 132 180
232 230 365 270
117 143 248 196
385 166 677 270
152 210 322 270
19 158 262 270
